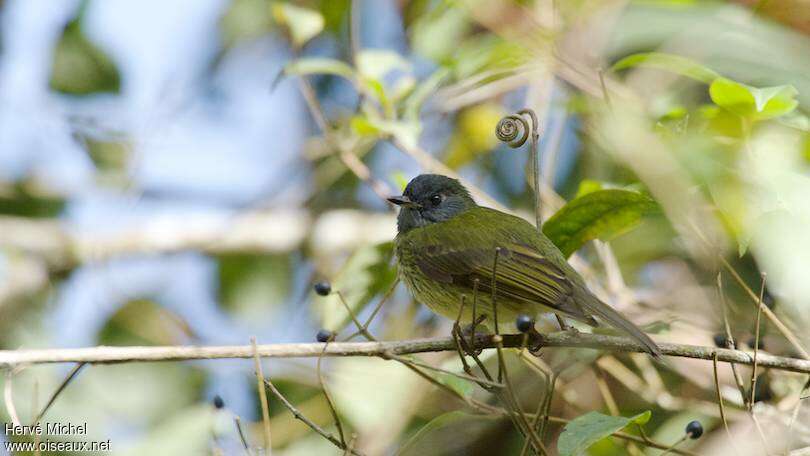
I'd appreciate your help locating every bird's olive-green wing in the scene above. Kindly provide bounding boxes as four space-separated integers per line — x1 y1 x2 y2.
413 243 594 321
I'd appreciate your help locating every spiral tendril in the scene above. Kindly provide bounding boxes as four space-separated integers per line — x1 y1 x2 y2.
495 114 530 148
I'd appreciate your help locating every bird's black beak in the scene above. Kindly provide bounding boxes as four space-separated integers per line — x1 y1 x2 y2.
387 195 419 208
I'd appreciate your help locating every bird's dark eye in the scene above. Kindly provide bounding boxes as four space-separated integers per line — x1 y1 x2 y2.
430 194 442 206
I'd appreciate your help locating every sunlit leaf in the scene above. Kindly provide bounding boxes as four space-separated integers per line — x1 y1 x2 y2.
558 411 651 456
574 179 604 198
282 58 356 81
271 2 324 48
543 190 660 257
398 411 501 456
357 49 411 82
404 68 450 122
709 77 798 120
445 103 505 168
612 52 719 83
319 242 397 331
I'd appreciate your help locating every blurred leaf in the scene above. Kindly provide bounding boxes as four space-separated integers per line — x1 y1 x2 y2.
282 58 356 82
119 405 214 456
272 2 325 48
398 411 501 456
391 171 410 192
543 189 660 257
557 411 651 456
218 254 290 323
575 179 604 198
332 358 421 435
220 0 273 46
445 103 505 168
357 49 411 82
612 52 719 83
709 78 798 120
50 18 120 95
404 68 449 122
320 242 397 330
410 5 471 63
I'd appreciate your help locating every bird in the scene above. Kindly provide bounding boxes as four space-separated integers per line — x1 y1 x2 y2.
388 174 661 358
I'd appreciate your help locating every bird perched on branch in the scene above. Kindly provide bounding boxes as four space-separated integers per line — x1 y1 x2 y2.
388 174 661 358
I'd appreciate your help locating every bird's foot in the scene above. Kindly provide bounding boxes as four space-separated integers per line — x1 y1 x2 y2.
454 315 487 356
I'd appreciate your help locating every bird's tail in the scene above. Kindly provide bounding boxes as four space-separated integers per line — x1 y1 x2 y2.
577 288 662 359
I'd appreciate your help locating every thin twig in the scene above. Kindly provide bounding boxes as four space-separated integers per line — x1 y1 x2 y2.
494 335 548 455
317 343 346 447
749 272 766 409
233 416 252 456
718 255 809 359
251 337 273 455
712 353 733 446
4 367 22 427
32 362 86 425
262 377 364 455
718 272 749 407
335 291 376 342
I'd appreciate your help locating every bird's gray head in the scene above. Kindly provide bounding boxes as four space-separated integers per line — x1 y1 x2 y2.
387 174 476 233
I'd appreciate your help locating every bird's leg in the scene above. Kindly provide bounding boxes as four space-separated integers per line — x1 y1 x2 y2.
459 314 487 356
554 314 571 331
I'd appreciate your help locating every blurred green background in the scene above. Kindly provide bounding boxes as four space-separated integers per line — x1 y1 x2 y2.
2 0 810 454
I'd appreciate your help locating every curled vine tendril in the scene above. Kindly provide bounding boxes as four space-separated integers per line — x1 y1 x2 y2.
496 109 542 230
495 114 530 148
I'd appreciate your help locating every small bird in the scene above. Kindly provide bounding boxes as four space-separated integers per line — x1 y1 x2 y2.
389 174 661 358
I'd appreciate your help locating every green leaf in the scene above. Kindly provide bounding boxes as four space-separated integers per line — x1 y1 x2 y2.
319 242 397 331
558 411 651 456
612 52 720 84
543 189 660 257
709 77 798 120
271 2 324 48
404 68 449 122
50 18 120 95
357 49 412 82
397 411 501 456
574 179 604 198
282 57 355 81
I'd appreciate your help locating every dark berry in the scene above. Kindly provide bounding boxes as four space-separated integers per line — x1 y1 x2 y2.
316 329 334 343
713 333 729 348
213 395 225 409
516 315 534 333
746 337 764 350
685 420 703 439
313 281 332 296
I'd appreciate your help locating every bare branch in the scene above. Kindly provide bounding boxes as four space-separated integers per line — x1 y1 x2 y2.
1 332 810 375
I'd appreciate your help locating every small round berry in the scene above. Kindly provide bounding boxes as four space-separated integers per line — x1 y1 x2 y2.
316 329 334 343
516 315 534 333
313 281 332 296
213 395 225 409
746 337 764 350
713 333 729 348
685 420 703 439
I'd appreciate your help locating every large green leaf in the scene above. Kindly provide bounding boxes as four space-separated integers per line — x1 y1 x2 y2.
542 189 660 257
397 411 501 456
271 2 324 48
709 77 798 120
319 242 397 331
557 411 651 456
612 52 720 84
